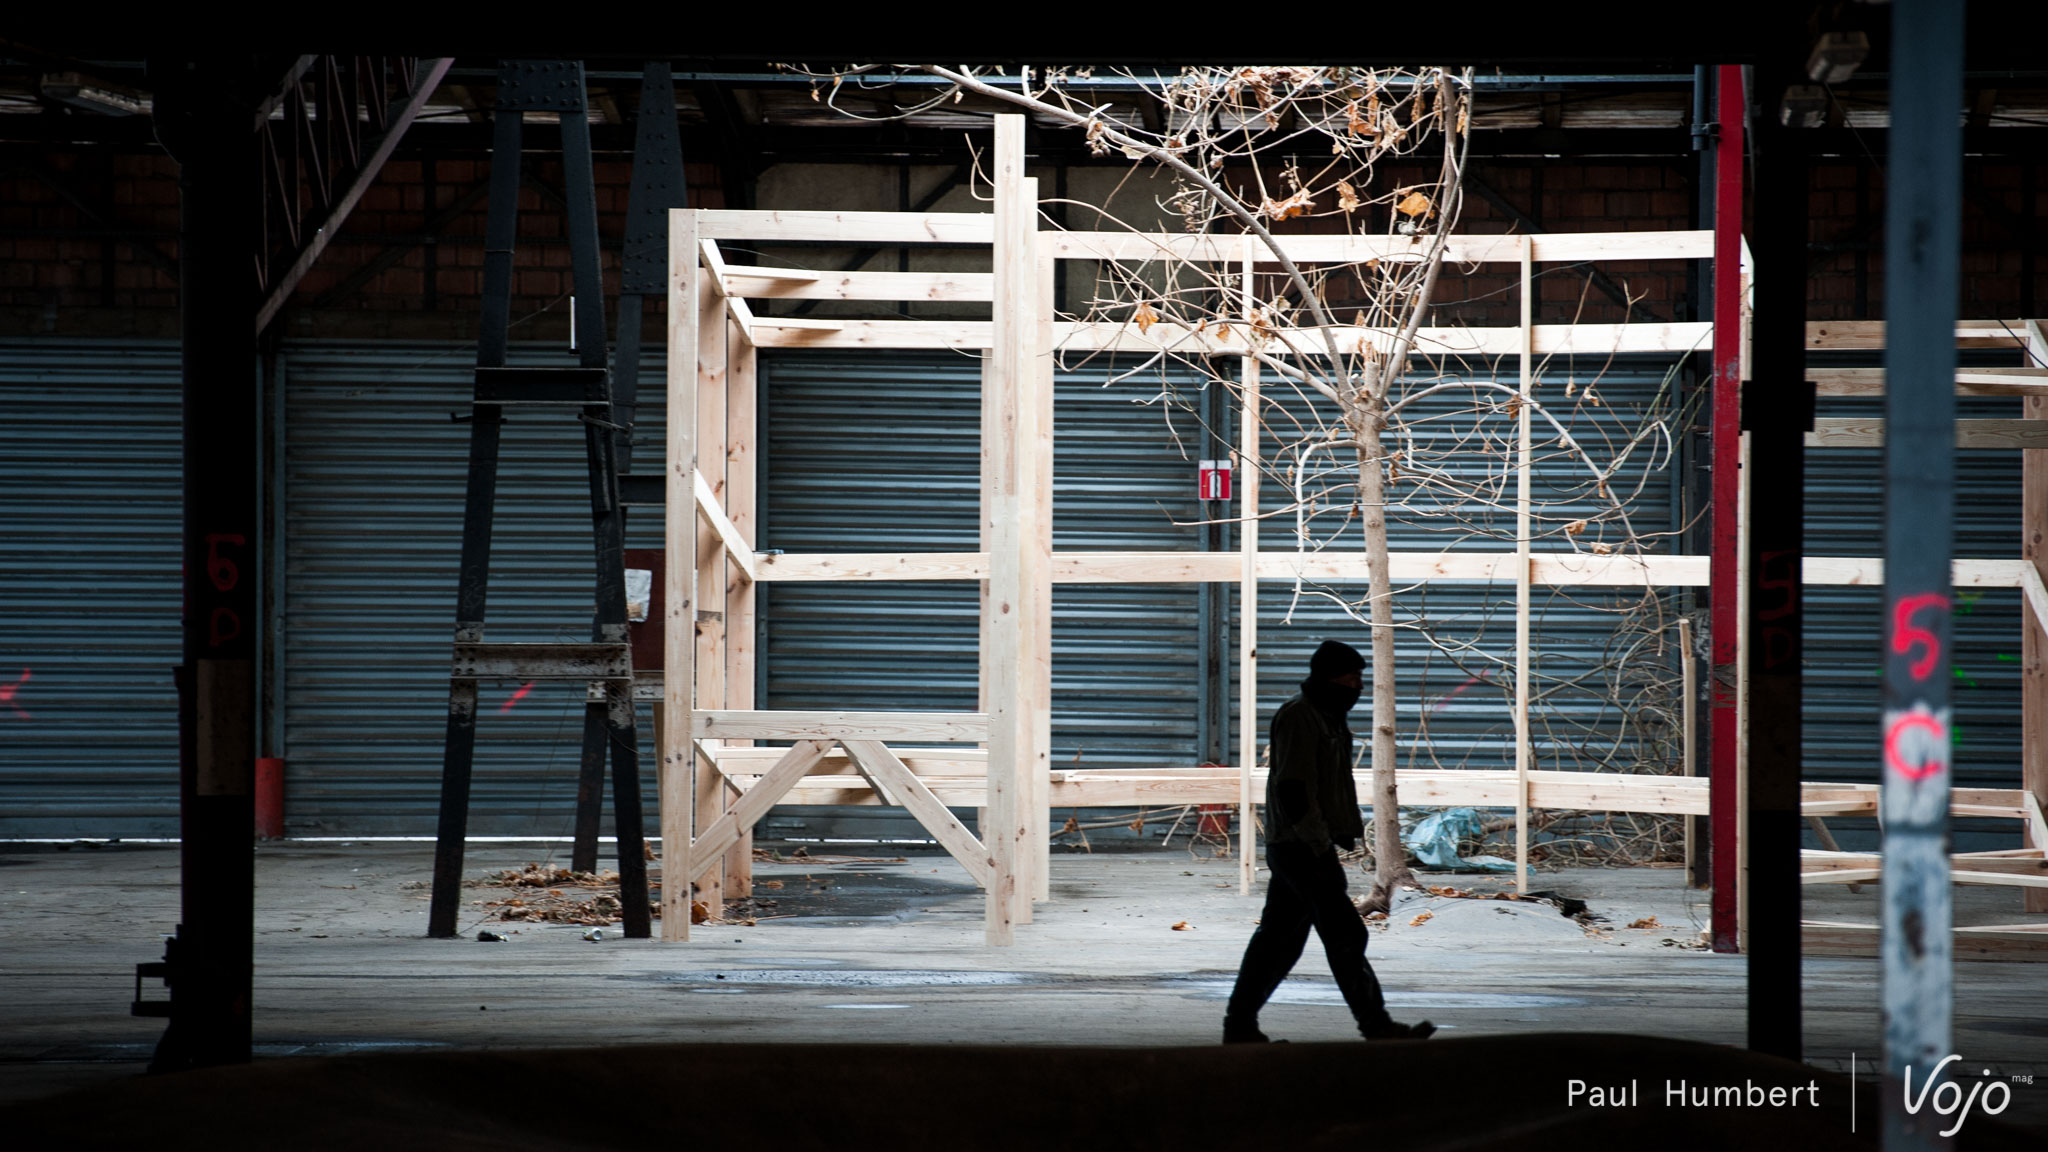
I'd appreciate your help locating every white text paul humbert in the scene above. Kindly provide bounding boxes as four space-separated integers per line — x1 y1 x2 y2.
1566 1079 1822 1107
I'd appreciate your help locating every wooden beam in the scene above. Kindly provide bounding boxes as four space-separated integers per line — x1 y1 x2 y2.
724 312 759 900
745 319 1713 355
693 471 758 583
1805 319 2030 350
692 264 731 918
1806 417 2048 449
1515 234 1534 893
1803 921 2048 962
696 209 996 245
688 739 832 881
752 551 2034 589
725 268 992 303
843 738 995 889
1802 868 1883 885
747 319 983 350
1804 849 2048 877
1810 366 2048 396
1238 234 1261 896
708 746 990 775
2023 563 2048 643
2028 318 2048 913
693 710 989 742
1055 320 1714 358
1680 616 1697 880
1028 201 1055 907
660 206 700 941
982 114 1027 945
1044 229 1713 266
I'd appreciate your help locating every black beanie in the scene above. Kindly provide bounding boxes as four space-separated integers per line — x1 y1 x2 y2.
1308 639 1366 679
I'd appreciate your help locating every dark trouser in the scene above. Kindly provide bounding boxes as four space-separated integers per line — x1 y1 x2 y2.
1225 841 1390 1033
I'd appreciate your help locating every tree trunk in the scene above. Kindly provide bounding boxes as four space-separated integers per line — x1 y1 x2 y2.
1353 393 1415 915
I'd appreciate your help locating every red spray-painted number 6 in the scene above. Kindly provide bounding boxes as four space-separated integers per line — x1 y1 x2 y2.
1891 593 1947 682
205 533 246 593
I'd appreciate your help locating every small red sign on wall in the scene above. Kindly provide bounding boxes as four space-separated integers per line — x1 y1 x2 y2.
1199 459 1232 502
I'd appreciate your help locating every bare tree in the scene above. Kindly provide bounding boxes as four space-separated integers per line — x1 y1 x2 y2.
787 63 1683 907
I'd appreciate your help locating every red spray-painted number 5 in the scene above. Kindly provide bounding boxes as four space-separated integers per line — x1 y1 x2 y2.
1891 593 1948 682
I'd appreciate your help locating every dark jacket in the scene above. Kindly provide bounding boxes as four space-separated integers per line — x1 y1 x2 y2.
1263 683 1365 847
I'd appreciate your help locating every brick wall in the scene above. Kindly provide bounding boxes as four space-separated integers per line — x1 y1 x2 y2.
3 147 2043 339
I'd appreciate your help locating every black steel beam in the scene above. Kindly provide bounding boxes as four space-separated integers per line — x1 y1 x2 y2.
255 57 453 335
426 96 522 941
1743 53 1812 1063
20 112 2048 160
141 52 262 1074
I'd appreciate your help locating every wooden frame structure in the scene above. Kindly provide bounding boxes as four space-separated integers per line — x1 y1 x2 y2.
660 115 2048 947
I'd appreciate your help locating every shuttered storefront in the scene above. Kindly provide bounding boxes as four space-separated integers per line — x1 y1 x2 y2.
1806 388 2023 795
0 340 184 837
1 337 2028 842
277 342 665 834
756 352 1212 838
1247 359 1687 783
757 352 1698 838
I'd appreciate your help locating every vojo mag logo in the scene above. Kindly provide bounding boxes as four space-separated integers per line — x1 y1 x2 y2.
1900 1056 2016 1136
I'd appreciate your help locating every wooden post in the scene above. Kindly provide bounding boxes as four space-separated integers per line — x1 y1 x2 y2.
2025 320 2048 913
1030 197 1054 905
1515 235 1534 892
725 315 758 900
982 115 1030 943
1237 235 1260 896
978 358 993 848
661 207 699 941
1680 616 1697 878
692 265 729 915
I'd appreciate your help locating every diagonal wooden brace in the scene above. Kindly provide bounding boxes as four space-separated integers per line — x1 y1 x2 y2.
688 738 829 883
842 738 994 889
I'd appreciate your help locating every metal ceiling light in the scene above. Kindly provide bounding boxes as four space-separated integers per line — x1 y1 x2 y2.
1806 31 1871 84
1779 84 1829 128
39 71 150 116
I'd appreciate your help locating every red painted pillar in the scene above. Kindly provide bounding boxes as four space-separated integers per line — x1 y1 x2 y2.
253 758 284 840
1708 63 1746 954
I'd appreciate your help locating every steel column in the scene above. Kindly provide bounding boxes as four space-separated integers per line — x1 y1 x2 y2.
144 54 262 1072
425 99 521 940
1881 1 1966 1144
1708 63 1746 952
1744 53 1810 1060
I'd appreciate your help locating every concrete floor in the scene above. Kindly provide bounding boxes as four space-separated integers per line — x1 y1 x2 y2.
4 838 2046 1133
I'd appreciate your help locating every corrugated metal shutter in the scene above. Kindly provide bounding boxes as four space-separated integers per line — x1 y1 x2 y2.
757 351 1212 838
759 353 1694 841
1246 359 1686 785
0 339 184 837
279 341 665 834
1806 387 2022 796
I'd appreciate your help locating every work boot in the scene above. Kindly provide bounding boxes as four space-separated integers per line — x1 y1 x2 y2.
1360 1018 1436 1041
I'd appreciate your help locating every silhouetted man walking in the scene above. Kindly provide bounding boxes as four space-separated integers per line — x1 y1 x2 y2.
1224 639 1434 1044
